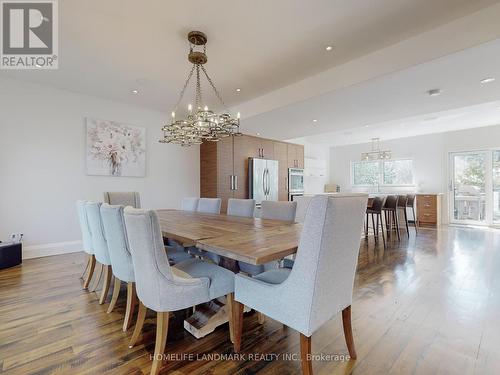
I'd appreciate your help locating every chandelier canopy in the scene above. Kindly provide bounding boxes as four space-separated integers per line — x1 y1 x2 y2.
160 31 241 147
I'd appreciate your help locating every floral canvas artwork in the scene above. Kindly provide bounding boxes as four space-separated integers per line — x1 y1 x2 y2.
86 118 146 177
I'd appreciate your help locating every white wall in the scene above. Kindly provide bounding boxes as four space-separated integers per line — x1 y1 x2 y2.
0 77 199 258
329 124 500 224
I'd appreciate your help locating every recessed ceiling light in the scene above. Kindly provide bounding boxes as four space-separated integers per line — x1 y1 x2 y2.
236 88 241 92
480 77 495 84
256 132 261 136
312 119 318 123
131 89 139 94
427 89 442 97
325 46 333 51
364 125 370 128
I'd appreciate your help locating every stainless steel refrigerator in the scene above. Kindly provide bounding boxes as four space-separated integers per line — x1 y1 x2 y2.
248 157 279 205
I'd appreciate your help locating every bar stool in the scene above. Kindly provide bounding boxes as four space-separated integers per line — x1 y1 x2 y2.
406 194 418 233
382 195 400 241
365 196 386 247
397 195 410 238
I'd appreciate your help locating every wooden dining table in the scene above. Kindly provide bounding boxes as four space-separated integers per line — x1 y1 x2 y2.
156 209 302 338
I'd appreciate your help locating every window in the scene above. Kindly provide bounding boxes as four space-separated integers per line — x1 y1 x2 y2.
352 161 379 186
351 159 414 187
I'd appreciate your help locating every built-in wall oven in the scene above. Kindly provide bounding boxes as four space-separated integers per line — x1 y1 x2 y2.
288 168 304 201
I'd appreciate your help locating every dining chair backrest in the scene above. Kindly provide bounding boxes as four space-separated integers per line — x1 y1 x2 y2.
76 200 93 255
85 202 111 265
103 192 141 208
261 201 297 222
285 194 367 336
197 198 222 214
406 194 416 207
123 207 208 311
370 196 384 212
100 204 135 282
397 195 407 208
181 197 199 211
383 195 398 210
294 196 313 223
227 198 255 218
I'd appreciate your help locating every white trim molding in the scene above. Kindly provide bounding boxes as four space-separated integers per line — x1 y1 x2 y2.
22 240 83 259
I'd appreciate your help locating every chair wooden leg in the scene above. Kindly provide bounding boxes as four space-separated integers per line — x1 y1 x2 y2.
129 301 147 348
232 300 244 352
371 213 376 242
83 255 96 290
364 213 368 238
394 211 401 241
300 333 313 375
226 293 234 343
123 282 137 332
379 214 386 248
107 277 121 313
80 254 90 279
342 305 357 360
90 262 103 292
99 265 112 305
403 208 409 238
151 311 169 375
412 207 418 233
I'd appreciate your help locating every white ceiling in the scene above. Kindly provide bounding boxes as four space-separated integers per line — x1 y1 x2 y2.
1 0 499 113
244 38 500 145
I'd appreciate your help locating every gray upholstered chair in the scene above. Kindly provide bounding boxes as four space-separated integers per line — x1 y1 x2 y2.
181 197 199 211
197 198 222 214
294 196 313 223
189 198 222 262
85 202 113 304
76 200 96 289
232 194 367 374
123 207 235 375
103 191 141 208
100 204 137 331
227 198 255 217
238 200 297 276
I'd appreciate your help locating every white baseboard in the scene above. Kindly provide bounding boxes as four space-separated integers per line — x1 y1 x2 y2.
22 240 83 259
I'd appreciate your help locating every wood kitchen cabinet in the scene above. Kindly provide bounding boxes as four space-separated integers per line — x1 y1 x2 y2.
416 194 442 227
200 135 304 212
287 143 304 169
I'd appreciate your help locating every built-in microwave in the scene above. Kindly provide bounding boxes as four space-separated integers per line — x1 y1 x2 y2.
288 168 304 200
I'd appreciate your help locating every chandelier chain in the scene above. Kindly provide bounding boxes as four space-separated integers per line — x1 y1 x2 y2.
173 64 195 112
195 64 203 109
201 65 229 111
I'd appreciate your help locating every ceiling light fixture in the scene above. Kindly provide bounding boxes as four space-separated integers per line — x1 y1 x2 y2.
325 46 333 51
480 77 495 84
236 88 241 92
160 31 241 147
131 89 139 94
428 89 442 97
256 132 261 136
361 138 391 161
312 119 318 123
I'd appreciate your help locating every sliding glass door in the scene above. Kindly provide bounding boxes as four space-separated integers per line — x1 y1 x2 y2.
450 150 500 226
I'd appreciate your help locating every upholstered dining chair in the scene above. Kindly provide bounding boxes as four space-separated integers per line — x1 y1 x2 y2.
100 204 137 331
232 194 367 375
294 196 313 223
103 191 141 208
197 198 222 214
227 198 255 217
123 207 235 375
85 202 113 304
76 200 96 289
238 200 297 276
181 197 199 211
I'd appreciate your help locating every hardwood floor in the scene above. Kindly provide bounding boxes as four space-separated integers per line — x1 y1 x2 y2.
1 226 500 374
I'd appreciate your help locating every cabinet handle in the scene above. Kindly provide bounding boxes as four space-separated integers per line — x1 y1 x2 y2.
262 148 265 158
234 175 238 191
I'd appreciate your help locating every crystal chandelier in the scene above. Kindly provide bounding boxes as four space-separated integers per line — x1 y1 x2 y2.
159 31 241 147
361 138 391 161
